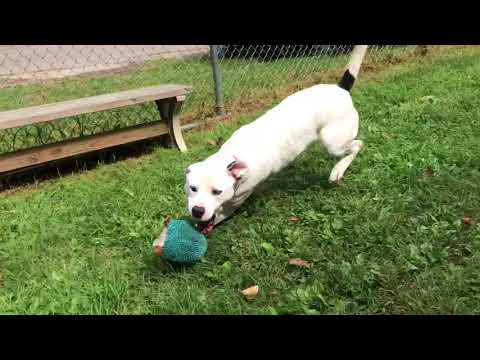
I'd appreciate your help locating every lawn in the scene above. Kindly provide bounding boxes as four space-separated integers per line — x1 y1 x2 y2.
0 46 479 314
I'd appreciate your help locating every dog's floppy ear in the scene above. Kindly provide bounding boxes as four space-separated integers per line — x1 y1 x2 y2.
185 166 191 175
227 157 248 180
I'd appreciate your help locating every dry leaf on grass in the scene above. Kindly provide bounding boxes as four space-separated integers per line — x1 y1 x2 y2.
153 245 163 257
207 137 225 147
422 168 434 177
289 215 301 223
462 217 475 226
241 285 259 299
420 95 438 104
163 216 172 227
288 259 312 268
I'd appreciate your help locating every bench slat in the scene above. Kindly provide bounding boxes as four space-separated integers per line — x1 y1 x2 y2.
0 84 191 131
0 120 170 173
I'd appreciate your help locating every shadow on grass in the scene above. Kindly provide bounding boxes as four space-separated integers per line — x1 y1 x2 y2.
145 254 199 274
0 136 172 191
144 150 340 275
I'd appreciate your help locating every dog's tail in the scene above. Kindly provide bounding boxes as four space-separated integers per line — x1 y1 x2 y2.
337 45 369 92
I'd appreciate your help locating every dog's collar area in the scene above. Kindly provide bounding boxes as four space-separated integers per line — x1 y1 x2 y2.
233 179 241 195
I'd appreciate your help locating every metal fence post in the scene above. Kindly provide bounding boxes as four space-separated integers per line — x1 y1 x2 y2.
209 45 225 115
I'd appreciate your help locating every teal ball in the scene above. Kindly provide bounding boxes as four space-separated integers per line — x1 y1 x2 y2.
162 219 207 265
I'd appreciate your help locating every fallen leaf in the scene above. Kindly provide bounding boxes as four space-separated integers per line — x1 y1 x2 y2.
382 132 392 140
153 245 163 257
420 95 438 104
462 217 475 226
289 215 301 223
422 168 434 177
289 258 312 268
163 216 171 227
241 285 259 299
207 137 225 147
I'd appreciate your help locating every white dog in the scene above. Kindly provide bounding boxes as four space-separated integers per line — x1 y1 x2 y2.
186 45 368 234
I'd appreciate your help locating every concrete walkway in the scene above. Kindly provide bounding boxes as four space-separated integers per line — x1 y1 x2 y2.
0 45 209 84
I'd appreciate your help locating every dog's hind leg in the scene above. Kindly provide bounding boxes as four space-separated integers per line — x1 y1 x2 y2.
319 111 363 183
327 139 363 183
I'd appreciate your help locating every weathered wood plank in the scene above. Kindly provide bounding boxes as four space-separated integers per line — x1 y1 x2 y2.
0 120 169 173
0 84 192 130
156 95 188 152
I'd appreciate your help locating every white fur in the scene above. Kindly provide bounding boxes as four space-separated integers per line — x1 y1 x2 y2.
186 46 368 228
346 45 368 79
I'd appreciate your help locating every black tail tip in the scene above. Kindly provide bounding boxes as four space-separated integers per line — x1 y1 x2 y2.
338 69 355 92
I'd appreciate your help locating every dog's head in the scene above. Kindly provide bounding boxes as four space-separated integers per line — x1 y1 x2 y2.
185 155 248 223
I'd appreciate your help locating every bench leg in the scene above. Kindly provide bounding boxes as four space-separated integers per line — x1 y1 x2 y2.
155 96 188 152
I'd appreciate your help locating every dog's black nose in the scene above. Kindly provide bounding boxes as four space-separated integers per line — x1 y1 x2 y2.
192 206 205 219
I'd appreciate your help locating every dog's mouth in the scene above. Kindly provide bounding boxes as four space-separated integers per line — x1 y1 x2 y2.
195 214 216 235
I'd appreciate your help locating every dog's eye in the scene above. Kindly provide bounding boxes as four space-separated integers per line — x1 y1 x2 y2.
212 189 223 196
190 186 198 192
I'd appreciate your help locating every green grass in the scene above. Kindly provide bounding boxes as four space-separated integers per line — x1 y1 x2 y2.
0 46 480 314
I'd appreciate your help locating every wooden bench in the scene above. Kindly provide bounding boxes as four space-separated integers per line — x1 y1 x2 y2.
0 84 192 174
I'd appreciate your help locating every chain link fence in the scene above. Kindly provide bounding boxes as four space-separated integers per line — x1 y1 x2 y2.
0 45 421 156
210 45 419 116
